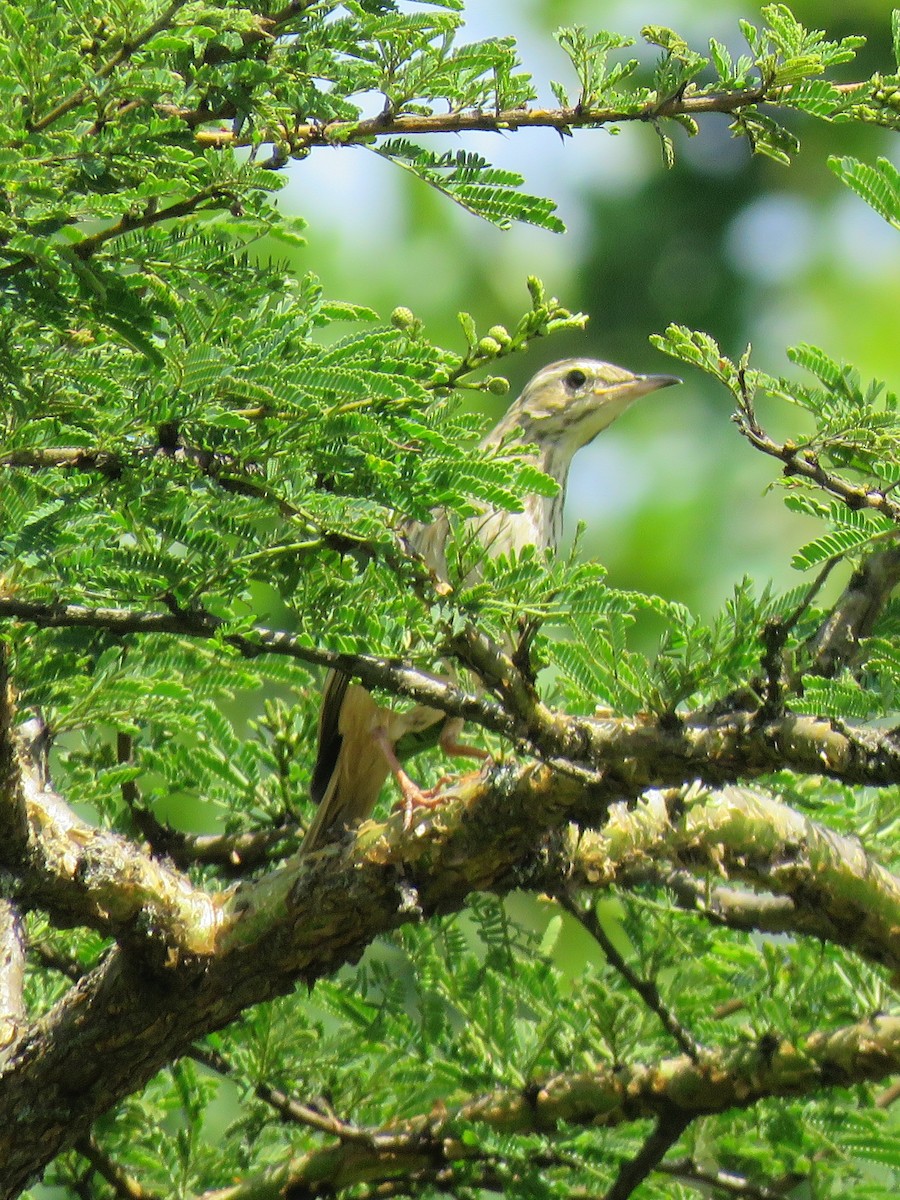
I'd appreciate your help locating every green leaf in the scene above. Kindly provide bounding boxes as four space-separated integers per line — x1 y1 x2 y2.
375 140 565 231
828 156 900 229
791 527 881 571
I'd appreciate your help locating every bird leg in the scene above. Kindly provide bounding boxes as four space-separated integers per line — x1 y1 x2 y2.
409 719 493 801
378 716 494 831
437 716 491 763
370 726 442 830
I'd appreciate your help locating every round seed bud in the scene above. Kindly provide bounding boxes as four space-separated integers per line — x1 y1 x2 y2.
391 306 416 329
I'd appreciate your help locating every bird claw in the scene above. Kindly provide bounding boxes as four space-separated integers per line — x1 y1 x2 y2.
393 780 450 830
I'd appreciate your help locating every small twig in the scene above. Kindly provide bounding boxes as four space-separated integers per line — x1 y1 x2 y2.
733 369 900 524
139 816 296 871
32 940 85 981
603 1111 692 1200
191 1042 377 1144
117 731 294 870
558 892 701 1061
74 1133 159 1200
70 189 231 260
782 556 843 639
660 1157 792 1200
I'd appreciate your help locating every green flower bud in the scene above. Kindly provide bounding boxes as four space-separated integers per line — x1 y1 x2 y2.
486 376 510 395
391 306 416 329
477 336 502 356
487 325 511 347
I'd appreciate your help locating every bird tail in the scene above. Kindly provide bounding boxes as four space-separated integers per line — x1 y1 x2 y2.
302 669 351 853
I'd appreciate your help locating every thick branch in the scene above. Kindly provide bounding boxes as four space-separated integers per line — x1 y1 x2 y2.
1 722 222 955
0 900 25 1053
1 759 897 1193
572 785 900 970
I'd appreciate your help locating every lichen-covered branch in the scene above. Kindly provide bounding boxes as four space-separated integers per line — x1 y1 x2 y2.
196 1014 900 1200
180 82 864 154
1 758 897 1194
0 720 223 957
0 901 24 1056
572 784 900 970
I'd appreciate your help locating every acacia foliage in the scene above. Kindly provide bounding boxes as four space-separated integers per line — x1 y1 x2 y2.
1 3 900 1199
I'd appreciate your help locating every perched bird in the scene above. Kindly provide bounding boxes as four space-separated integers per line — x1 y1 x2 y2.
303 358 681 851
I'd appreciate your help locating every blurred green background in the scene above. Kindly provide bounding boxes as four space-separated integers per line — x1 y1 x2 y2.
281 0 900 618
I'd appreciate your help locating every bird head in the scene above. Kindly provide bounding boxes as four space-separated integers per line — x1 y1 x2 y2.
493 358 682 467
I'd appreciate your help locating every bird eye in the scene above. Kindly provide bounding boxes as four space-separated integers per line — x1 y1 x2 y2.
564 368 587 392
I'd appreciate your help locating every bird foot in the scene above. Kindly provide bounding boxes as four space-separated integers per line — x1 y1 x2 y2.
392 777 451 830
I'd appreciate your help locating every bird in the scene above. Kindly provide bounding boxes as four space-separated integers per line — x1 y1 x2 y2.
302 357 681 851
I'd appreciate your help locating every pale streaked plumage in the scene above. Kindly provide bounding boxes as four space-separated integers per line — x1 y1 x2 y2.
303 358 680 851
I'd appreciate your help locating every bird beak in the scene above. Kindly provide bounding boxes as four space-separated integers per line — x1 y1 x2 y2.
635 373 682 392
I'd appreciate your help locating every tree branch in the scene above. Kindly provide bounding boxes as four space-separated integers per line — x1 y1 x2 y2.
74 1134 158 1200
69 189 233 260
659 1157 795 1200
807 547 900 676
1 717 222 955
188 1015 900 1200
6 598 900 794
179 82 866 153
603 1112 692 1200
571 784 900 971
734 369 900 524
0 900 25 1054
0 440 417 573
0 750 896 1193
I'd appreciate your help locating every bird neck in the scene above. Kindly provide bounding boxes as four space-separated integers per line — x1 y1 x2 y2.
485 415 581 552
534 437 574 491
517 437 572 553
